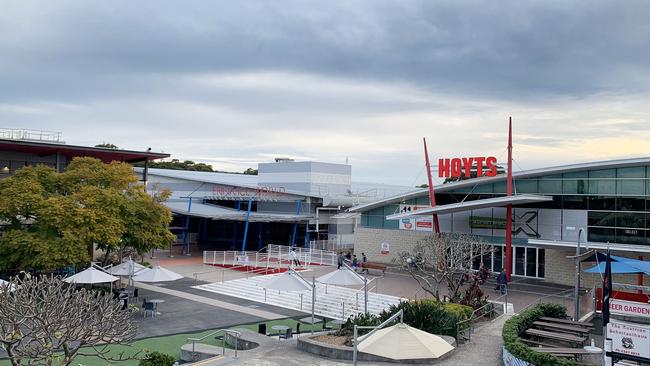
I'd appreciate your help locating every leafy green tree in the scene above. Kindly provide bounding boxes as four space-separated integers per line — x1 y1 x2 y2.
94 143 119 149
243 168 258 175
0 157 175 270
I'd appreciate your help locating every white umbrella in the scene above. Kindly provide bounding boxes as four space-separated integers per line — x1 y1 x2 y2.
64 267 119 284
107 260 147 276
317 265 368 314
357 323 454 360
0 279 16 292
258 269 316 334
317 269 365 286
259 272 312 292
132 266 182 283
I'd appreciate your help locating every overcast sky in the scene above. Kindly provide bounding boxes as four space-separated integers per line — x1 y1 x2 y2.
1 1 649 185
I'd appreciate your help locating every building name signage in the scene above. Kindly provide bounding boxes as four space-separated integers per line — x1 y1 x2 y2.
438 157 499 178
611 299 650 318
210 185 287 200
607 319 650 359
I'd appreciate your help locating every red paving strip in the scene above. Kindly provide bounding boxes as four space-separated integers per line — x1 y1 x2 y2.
206 263 314 275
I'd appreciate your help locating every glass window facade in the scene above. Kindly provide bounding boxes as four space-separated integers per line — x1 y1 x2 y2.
359 164 650 247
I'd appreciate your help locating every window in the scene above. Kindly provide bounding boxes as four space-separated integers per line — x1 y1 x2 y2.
589 169 616 195
515 179 538 194
493 246 503 272
515 247 525 276
563 196 588 210
588 211 616 227
563 171 588 194
538 249 545 278
617 197 645 211
588 227 616 243
617 167 645 195
539 175 562 194
615 212 645 229
588 196 616 211
616 228 647 245
526 248 537 277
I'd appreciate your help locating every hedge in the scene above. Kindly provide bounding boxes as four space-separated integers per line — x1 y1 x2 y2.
502 303 577 366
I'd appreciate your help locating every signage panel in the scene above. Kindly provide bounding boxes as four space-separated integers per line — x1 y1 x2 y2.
611 299 650 319
607 319 650 359
438 157 499 178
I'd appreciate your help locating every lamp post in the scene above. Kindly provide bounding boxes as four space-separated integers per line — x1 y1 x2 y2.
571 227 585 321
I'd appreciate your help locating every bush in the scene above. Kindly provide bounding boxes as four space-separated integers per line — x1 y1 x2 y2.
502 303 576 366
339 299 473 341
138 351 176 366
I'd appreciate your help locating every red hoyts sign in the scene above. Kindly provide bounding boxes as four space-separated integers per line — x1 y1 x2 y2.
438 157 499 178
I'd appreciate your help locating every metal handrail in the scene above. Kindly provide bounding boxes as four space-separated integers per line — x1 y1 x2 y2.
187 329 241 360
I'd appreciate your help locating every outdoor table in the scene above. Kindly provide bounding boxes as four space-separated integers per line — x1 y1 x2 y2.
149 299 165 316
539 317 594 328
271 325 290 335
525 329 587 345
532 321 592 335
331 319 346 329
300 317 323 325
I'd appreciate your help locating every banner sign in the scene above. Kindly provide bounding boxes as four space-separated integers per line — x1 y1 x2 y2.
607 319 650 359
438 157 499 178
611 299 650 319
399 218 433 231
470 216 506 230
380 242 390 255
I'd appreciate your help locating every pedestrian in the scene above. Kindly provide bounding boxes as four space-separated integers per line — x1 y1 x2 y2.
496 268 508 295
352 255 358 271
289 248 301 267
345 251 352 261
337 252 344 269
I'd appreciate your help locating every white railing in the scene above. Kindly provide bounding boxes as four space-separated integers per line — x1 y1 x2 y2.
338 277 380 319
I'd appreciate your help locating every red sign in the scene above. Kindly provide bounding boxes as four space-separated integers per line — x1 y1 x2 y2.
416 221 433 229
438 157 498 178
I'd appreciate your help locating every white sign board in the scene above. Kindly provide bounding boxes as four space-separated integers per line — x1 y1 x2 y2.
607 319 650 359
398 218 433 231
380 242 390 255
611 299 650 319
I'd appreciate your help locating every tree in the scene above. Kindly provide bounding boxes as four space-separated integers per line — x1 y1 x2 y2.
94 143 119 149
243 168 258 175
0 276 138 366
393 233 493 302
0 157 175 270
133 159 214 172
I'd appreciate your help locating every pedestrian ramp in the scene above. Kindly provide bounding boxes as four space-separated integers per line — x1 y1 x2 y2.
192 273 404 320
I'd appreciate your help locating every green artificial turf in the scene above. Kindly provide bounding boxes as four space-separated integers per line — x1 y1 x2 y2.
0 318 334 366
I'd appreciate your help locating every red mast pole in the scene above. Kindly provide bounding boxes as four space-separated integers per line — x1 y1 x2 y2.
423 137 440 234
505 117 513 281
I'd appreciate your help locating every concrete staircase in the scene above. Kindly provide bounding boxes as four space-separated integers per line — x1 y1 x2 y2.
193 273 403 320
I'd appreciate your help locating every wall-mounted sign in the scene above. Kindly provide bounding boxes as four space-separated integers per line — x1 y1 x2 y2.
399 218 433 232
208 184 288 201
611 299 650 319
607 319 650 359
380 242 390 255
438 157 498 178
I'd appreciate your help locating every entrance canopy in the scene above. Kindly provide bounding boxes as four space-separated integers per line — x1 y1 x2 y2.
386 194 552 220
165 201 313 223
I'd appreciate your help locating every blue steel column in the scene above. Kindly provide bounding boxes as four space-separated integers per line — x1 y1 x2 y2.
290 200 302 248
241 196 254 253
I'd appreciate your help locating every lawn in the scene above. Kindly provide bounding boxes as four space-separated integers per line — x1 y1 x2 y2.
0 318 334 366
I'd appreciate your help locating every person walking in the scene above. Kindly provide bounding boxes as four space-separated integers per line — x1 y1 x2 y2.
352 255 358 271
337 252 344 269
496 268 508 295
289 248 301 267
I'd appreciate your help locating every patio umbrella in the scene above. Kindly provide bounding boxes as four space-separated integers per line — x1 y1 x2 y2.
64 267 119 284
258 269 316 333
107 259 147 276
0 279 16 292
132 266 182 283
357 323 454 360
317 265 368 314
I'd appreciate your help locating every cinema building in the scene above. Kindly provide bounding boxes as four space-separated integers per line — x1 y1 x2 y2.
351 157 650 287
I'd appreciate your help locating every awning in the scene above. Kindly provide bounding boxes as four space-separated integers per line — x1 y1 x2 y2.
386 194 553 220
165 201 313 223
583 255 650 275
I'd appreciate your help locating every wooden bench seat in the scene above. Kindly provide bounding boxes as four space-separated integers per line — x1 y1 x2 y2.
539 317 594 328
360 262 387 275
525 328 587 345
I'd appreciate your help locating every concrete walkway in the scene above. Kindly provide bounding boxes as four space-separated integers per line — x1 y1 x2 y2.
135 282 288 320
438 314 509 366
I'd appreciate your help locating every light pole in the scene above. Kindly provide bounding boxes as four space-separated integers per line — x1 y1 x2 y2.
573 227 585 321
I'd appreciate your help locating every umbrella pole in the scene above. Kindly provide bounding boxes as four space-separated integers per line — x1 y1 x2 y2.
311 277 315 334
353 325 358 366
364 275 368 315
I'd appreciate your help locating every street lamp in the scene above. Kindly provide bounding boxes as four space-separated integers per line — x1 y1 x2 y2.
567 226 586 321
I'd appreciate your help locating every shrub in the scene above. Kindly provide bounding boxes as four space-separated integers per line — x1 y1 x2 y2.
502 303 576 366
138 351 176 366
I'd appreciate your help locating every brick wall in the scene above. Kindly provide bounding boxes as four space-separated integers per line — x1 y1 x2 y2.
546 248 650 288
353 227 432 264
